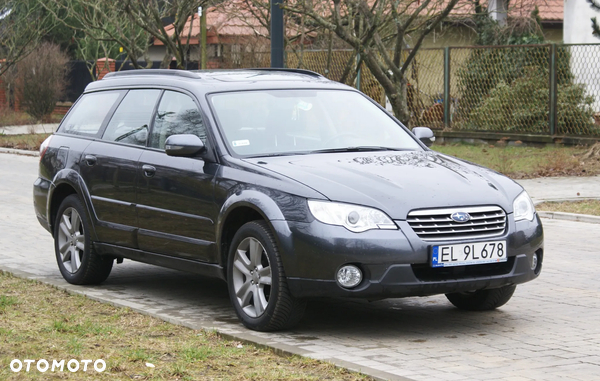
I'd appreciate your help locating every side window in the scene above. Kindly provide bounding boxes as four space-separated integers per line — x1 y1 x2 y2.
102 89 161 146
149 91 206 150
59 91 121 136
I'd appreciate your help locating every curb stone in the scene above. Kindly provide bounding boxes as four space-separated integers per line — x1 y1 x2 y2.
537 211 600 224
0 147 39 157
533 197 600 205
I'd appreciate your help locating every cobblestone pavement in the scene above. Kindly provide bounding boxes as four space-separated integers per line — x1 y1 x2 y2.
1 153 599 381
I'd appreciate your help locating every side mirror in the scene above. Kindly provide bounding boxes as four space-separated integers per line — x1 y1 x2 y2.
412 127 436 147
164 134 206 157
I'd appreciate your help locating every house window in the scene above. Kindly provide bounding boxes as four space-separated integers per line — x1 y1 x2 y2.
231 44 241 65
208 44 222 58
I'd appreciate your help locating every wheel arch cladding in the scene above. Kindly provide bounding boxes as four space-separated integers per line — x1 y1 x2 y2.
49 170 97 241
219 205 265 272
50 183 78 237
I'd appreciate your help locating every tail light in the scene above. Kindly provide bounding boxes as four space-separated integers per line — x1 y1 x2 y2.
39 135 53 160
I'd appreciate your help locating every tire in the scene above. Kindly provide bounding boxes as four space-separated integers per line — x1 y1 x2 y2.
54 195 113 285
227 220 306 331
445 285 516 311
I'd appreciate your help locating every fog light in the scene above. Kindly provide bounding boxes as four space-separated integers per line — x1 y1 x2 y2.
337 265 362 288
531 253 538 271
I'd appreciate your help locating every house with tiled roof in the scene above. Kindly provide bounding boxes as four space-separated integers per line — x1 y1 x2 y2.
148 0 313 68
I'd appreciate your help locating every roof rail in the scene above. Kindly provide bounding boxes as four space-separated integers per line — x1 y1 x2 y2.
103 69 201 79
243 68 325 78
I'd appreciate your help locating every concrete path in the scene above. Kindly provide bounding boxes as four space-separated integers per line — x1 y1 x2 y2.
518 176 600 203
1 152 600 381
0 123 59 135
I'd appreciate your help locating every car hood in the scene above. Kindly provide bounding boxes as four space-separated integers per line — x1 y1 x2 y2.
243 151 524 220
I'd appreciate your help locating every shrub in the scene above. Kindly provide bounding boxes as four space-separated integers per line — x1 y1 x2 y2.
14 43 70 121
454 7 595 135
466 69 595 134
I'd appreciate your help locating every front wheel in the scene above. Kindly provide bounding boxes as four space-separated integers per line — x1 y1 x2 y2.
445 285 516 311
54 195 113 285
227 221 306 331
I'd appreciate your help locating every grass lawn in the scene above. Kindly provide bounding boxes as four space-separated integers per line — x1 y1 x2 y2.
536 200 600 216
0 133 51 151
0 110 63 127
432 143 600 179
0 272 369 381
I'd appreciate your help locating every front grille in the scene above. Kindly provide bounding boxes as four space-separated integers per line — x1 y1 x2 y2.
407 206 506 242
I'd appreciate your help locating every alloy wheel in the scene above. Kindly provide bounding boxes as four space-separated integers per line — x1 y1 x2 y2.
57 207 85 273
231 237 272 318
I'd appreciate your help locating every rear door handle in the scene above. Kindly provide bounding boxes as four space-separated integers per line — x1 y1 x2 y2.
142 164 156 178
84 155 97 166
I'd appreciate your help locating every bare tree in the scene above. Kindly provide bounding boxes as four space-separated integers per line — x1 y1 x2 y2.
122 0 211 69
0 0 54 76
38 0 152 73
283 0 461 124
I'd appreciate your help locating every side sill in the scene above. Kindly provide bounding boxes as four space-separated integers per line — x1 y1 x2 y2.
94 242 226 281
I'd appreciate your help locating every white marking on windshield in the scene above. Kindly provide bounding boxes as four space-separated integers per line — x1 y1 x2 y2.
232 140 250 147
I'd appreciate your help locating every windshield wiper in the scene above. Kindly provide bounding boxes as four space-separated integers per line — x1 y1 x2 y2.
246 147 411 158
308 146 409 154
247 152 311 158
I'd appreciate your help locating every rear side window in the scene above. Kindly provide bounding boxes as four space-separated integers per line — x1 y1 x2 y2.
102 89 161 146
149 91 206 150
59 91 121 136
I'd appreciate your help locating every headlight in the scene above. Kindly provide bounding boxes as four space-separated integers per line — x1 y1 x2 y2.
513 191 535 222
307 200 397 233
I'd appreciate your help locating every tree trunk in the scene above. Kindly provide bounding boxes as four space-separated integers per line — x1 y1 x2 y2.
361 50 411 125
160 52 172 69
389 79 410 126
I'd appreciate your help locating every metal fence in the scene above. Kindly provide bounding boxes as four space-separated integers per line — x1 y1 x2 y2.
256 44 600 137
61 43 600 137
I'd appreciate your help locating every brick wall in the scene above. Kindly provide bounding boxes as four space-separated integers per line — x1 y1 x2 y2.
96 58 116 80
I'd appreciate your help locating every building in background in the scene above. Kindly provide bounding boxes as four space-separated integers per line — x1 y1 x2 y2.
564 0 600 110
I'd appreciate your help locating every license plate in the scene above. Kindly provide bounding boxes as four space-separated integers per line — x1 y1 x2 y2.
431 241 507 268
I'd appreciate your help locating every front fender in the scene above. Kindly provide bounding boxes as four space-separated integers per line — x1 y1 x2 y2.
216 188 286 254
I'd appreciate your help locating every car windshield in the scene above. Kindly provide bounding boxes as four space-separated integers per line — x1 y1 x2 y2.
209 89 422 157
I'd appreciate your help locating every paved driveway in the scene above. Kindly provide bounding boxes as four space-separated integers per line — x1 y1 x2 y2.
1 153 599 381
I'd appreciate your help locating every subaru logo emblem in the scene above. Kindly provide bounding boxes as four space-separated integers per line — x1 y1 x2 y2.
451 212 471 223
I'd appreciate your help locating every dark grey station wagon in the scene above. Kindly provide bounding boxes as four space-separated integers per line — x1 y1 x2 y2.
34 69 543 331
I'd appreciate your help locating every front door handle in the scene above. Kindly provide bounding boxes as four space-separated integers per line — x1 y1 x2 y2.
84 155 97 166
142 164 156 178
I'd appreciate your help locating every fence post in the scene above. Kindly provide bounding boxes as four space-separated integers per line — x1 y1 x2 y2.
549 44 558 135
443 47 451 128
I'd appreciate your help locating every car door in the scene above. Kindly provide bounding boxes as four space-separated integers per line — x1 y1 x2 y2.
136 90 218 262
80 89 161 248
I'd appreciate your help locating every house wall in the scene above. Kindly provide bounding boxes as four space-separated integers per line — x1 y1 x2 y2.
564 0 600 111
564 0 600 43
147 45 203 62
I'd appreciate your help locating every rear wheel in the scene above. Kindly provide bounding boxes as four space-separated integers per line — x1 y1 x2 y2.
227 220 306 331
54 195 113 285
445 285 516 311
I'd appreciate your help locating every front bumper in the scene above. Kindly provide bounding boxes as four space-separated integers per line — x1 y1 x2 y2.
273 214 543 299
